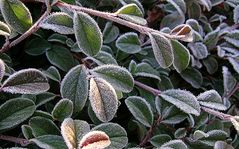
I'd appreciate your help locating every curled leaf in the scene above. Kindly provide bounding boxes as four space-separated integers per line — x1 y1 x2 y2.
170 24 193 42
79 131 111 149
0 21 11 36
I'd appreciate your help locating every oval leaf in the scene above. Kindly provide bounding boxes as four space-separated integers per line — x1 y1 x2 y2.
171 40 190 73
160 89 201 116
89 77 118 122
29 116 60 137
91 65 134 93
40 12 74 34
0 58 5 82
149 33 173 68
79 131 111 149
60 65 88 113
52 99 73 121
1 68 50 94
0 98 35 131
197 90 227 111
116 32 141 54
125 96 154 127
160 140 188 149
0 0 32 33
74 11 102 56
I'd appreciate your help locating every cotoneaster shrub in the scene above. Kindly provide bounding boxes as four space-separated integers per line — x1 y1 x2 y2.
0 0 238 149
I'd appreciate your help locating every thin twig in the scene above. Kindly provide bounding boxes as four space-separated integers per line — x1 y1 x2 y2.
134 80 161 96
139 116 162 147
55 1 184 40
201 107 232 121
0 134 30 146
0 2 51 53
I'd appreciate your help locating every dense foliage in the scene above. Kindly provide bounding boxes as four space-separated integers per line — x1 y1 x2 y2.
0 0 239 149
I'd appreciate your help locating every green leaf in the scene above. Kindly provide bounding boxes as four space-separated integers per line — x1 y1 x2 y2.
115 3 143 17
46 45 78 72
166 0 186 15
86 51 118 65
30 135 67 149
197 90 227 111
61 118 90 149
171 40 190 73
91 64 134 93
0 98 35 131
1 68 50 94
174 128 187 139
180 67 203 88
160 89 201 116
115 3 146 25
40 12 74 34
203 56 218 74
234 5 239 23
160 140 188 149
0 0 32 33
43 66 61 82
161 105 187 124
0 21 11 36
60 65 88 113
228 57 239 74
89 77 118 122
25 37 51 56
74 11 102 56
204 27 219 50
150 134 172 148
52 99 73 121
149 33 173 68
48 33 68 44
103 22 119 44
92 123 128 149
125 96 153 127
34 92 56 108
116 32 141 54
21 124 34 140
197 130 228 146
29 116 60 137
134 62 161 81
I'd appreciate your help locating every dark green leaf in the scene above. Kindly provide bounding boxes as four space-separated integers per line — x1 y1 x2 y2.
0 98 35 131
52 99 73 121
125 96 154 127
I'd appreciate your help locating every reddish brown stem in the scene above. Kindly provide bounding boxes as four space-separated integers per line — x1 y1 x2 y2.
201 107 232 121
0 134 29 146
139 116 162 147
134 80 161 96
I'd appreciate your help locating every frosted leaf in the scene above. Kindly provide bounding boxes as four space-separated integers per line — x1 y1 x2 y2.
1 68 50 94
197 90 227 111
160 89 201 116
61 118 90 149
148 33 173 68
74 11 102 56
60 65 88 113
89 78 118 122
0 59 5 82
40 12 74 35
91 64 134 93
0 0 32 33
79 131 111 149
